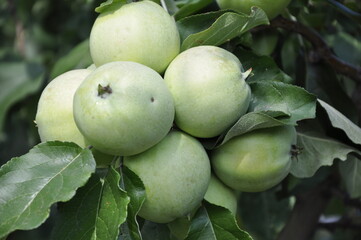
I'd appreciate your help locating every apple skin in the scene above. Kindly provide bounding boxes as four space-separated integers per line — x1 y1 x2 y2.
123 131 211 223
216 0 291 20
35 69 92 147
90 0 180 73
211 126 297 192
204 174 238 215
164 46 251 138
73 61 175 156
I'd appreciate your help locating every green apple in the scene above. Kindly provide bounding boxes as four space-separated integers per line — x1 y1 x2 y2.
90 0 180 73
35 69 92 147
211 126 297 192
164 46 251 138
216 0 291 20
73 61 175 156
204 174 238 215
124 131 211 223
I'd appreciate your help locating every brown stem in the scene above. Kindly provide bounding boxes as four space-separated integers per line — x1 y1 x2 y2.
277 177 334 240
260 16 361 84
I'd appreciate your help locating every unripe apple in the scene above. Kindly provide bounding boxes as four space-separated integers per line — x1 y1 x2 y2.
35 69 92 147
211 126 297 192
204 174 238 215
90 0 180 73
73 61 175 156
164 46 251 138
124 131 211 223
216 0 291 20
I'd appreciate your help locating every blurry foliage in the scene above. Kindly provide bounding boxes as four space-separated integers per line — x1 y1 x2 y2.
0 0 101 163
0 0 361 240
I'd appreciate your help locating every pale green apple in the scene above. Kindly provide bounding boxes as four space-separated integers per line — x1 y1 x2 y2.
211 126 297 192
124 131 211 223
164 45 251 138
35 69 92 147
204 174 238 215
90 0 180 73
73 61 175 156
216 0 291 20
35 69 114 166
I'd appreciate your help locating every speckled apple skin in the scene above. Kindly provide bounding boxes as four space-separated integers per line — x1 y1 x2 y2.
124 131 211 223
90 0 180 73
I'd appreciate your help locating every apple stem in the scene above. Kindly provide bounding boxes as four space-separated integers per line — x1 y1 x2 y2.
241 68 253 80
98 84 112 99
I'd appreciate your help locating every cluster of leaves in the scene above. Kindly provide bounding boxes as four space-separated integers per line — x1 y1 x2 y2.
1 0 361 240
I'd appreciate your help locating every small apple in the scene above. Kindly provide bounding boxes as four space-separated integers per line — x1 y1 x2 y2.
216 0 291 20
73 61 175 156
211 126 297 192
124 131 211 223
164 45 251 138
204 174 238 215
89 0 180 73
35 69 92 147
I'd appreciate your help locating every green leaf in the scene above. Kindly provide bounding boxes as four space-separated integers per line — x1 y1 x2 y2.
174 0 213 20
185 201 252 240
177 10 227 42
119 166 146 240
318 99 361 145
141 221 171 240
204 112 290 149
0 61 44 131
306 62 358 123
50 39 93 79
339 155 361 198
0 141 96 238
51 166 130 240
249 81 317 125
180 8 269 51
238 190 292 240
233 48 292 83
290 131 361 178
95 0 127 14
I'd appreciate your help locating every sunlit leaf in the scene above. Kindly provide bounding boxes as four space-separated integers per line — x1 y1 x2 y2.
0 141 96 238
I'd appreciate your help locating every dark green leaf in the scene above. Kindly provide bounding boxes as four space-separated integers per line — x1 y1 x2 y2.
168 216 192 240
177 10 227 43
141 221 171 240
0 141 96 238
51 166 130 240
249 81 317 125
95 0 127 14
238 190 292 240
180 8 269 51
0 61 44 131
318 99 361 145
119 166 146 240
174 0 213 20
233 48 292 83
205 112 290 149
290 131 361 178
162 0 180 16
50 39 93 79
305 62 358 123
185 201 252 240
339 155 361 198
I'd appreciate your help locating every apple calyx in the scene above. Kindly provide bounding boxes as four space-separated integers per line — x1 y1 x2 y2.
291 144 303 161
98 84 112 98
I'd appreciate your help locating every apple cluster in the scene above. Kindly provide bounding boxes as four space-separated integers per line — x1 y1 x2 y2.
35 0 296 225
